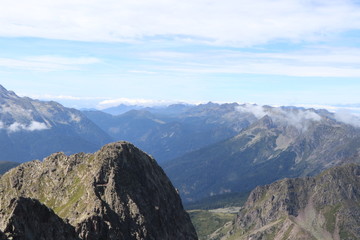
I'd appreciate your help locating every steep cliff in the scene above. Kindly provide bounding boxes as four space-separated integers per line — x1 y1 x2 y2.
0 197 80 240
216 164 360 240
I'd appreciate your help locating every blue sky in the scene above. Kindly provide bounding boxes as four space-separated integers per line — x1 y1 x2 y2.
1 0 360 110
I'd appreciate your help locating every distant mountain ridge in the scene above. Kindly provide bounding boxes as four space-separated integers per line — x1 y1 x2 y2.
84 102 256 162
0 85 113 162
101 103 194 116
164 106 360 203
102 104 146 115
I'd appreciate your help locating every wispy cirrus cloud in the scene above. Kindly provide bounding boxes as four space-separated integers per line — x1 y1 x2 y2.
0 0 360 46
29 94 106 101
0 56 100 72
140 46 360 77
1 0 360 109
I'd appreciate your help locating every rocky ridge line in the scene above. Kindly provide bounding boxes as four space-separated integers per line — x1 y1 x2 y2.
212 164 360 240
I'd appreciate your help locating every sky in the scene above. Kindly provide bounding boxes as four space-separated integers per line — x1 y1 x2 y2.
1 0 360 110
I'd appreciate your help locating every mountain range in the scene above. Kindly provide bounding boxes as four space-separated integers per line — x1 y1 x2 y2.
2 84 360 239
83 102 256 163
2 84 360 210
164 106 360 203
0 85 112 162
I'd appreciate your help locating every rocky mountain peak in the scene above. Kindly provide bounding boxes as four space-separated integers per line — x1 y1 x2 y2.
0 141 197 240
255 115 275 129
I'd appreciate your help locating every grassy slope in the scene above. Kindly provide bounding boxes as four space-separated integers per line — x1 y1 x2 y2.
188 209 236 240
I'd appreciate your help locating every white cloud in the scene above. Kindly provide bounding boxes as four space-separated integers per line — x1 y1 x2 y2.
142 47 360 77
0 0 360 46
295 104 360 114
0 56 100 72
26 56 100 65
334 109 360 127
237 104 267 119
28 94 106 101
128 70 157 75
6 121 50 133
237 104 322 131
271 108 322 131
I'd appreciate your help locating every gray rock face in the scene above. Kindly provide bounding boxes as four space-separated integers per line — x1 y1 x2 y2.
1 197 80 240
217 164 360 240
0 141 197 240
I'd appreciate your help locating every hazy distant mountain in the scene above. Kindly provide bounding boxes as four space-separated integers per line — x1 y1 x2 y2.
143 103 194 116
164 106 360 203
102 104 145 115
214 164 360 240
102 103 194 116
0 85 113 162
84 102 256 162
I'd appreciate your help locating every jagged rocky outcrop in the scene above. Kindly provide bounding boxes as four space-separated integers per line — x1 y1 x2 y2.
0 141 197 240
0 197 80 240
215 164 360 240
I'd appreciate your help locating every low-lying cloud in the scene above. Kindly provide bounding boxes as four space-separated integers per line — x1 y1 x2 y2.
334 109 360 128
237 104 322 131
236 104 267 119
0 121 50 133
97 98 181 109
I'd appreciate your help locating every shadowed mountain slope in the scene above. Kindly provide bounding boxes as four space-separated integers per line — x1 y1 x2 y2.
0 197 80 240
